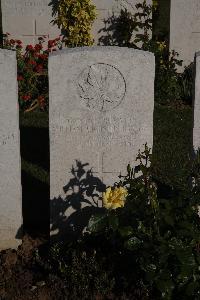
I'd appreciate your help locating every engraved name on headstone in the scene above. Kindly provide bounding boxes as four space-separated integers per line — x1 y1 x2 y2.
0 49 22 250
49 47 155 238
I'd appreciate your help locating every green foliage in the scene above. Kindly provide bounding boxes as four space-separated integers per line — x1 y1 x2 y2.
47 242 115 298
52 0 97 47
155 49 183 104
178 62 195 104
99 0 184 105
88 145 200 299
3 34 62 112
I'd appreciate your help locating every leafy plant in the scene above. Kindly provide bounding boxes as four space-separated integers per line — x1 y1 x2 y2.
178 62 195 105
52 0 97 47
2 34 62 112
87 144 200 299
46 242 115 299
99 0 183 105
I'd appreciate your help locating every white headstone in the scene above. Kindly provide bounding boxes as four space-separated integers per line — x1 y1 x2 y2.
1 0 60 45
170 0 200 68
194 51 200 151
49 47 155 237
0 49 22 250
1 0 151 46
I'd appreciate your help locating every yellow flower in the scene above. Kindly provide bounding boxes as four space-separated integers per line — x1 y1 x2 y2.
103 186 128 210
153 0 158 7
156 41 167 52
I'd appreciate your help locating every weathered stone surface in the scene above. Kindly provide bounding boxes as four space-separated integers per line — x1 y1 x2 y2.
0 49 22 250
49 46 155 238
1 0 60 45
170 0 200 68
1 0 151 46
194 51 200 150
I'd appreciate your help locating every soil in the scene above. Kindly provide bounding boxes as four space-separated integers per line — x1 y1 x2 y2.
0 235 147 300
0 235 57 300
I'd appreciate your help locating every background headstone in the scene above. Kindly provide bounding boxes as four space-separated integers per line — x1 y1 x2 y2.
49 46 155 238
1 0 60 45
92 0 152 44
170 0 200 68
0 0 152 46
0 49 22 250
194 51 200 151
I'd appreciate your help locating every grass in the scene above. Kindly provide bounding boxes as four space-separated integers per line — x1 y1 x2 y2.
152 103 193 189
20 111 49 236
19 103 194 234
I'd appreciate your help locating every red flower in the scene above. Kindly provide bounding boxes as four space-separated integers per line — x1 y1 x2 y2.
39 54 48 60
35 64 43 73
38 95 46 109
17 75 24 81
22 95 31 101
34 44 42 51
48 40 54 48
16 40 22 45
28 60 36 65
26 45 34 51
10 39 15 44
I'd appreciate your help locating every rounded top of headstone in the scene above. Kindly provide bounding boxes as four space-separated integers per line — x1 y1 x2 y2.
0 49 16 56
49 46 155 60
196 51 200 58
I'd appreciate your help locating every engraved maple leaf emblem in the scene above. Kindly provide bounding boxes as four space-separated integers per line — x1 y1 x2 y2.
78 63 126 112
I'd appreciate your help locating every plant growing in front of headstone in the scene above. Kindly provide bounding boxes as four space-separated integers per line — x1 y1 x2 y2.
52 0 97 47
87 144 200 299
39 241 115 298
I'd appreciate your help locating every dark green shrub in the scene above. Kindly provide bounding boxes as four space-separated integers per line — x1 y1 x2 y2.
88 145 200 299
178 62 195 105
99 0 184 105
46 242 115 299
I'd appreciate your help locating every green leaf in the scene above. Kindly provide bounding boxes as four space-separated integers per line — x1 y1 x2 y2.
108 214 119 232
124 236 142 250
145 264 157 281
118 226 134 237
186 281 199 296
156 278 174 296
164 214 174 226
88 213 107 233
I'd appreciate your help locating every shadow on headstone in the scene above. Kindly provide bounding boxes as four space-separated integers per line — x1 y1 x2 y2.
0 0 2 47
98 10 138 47
50 160 106 243
48 0 59 17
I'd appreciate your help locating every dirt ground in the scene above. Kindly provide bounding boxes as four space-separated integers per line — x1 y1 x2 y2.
0 235 69 300
1 235 146 300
